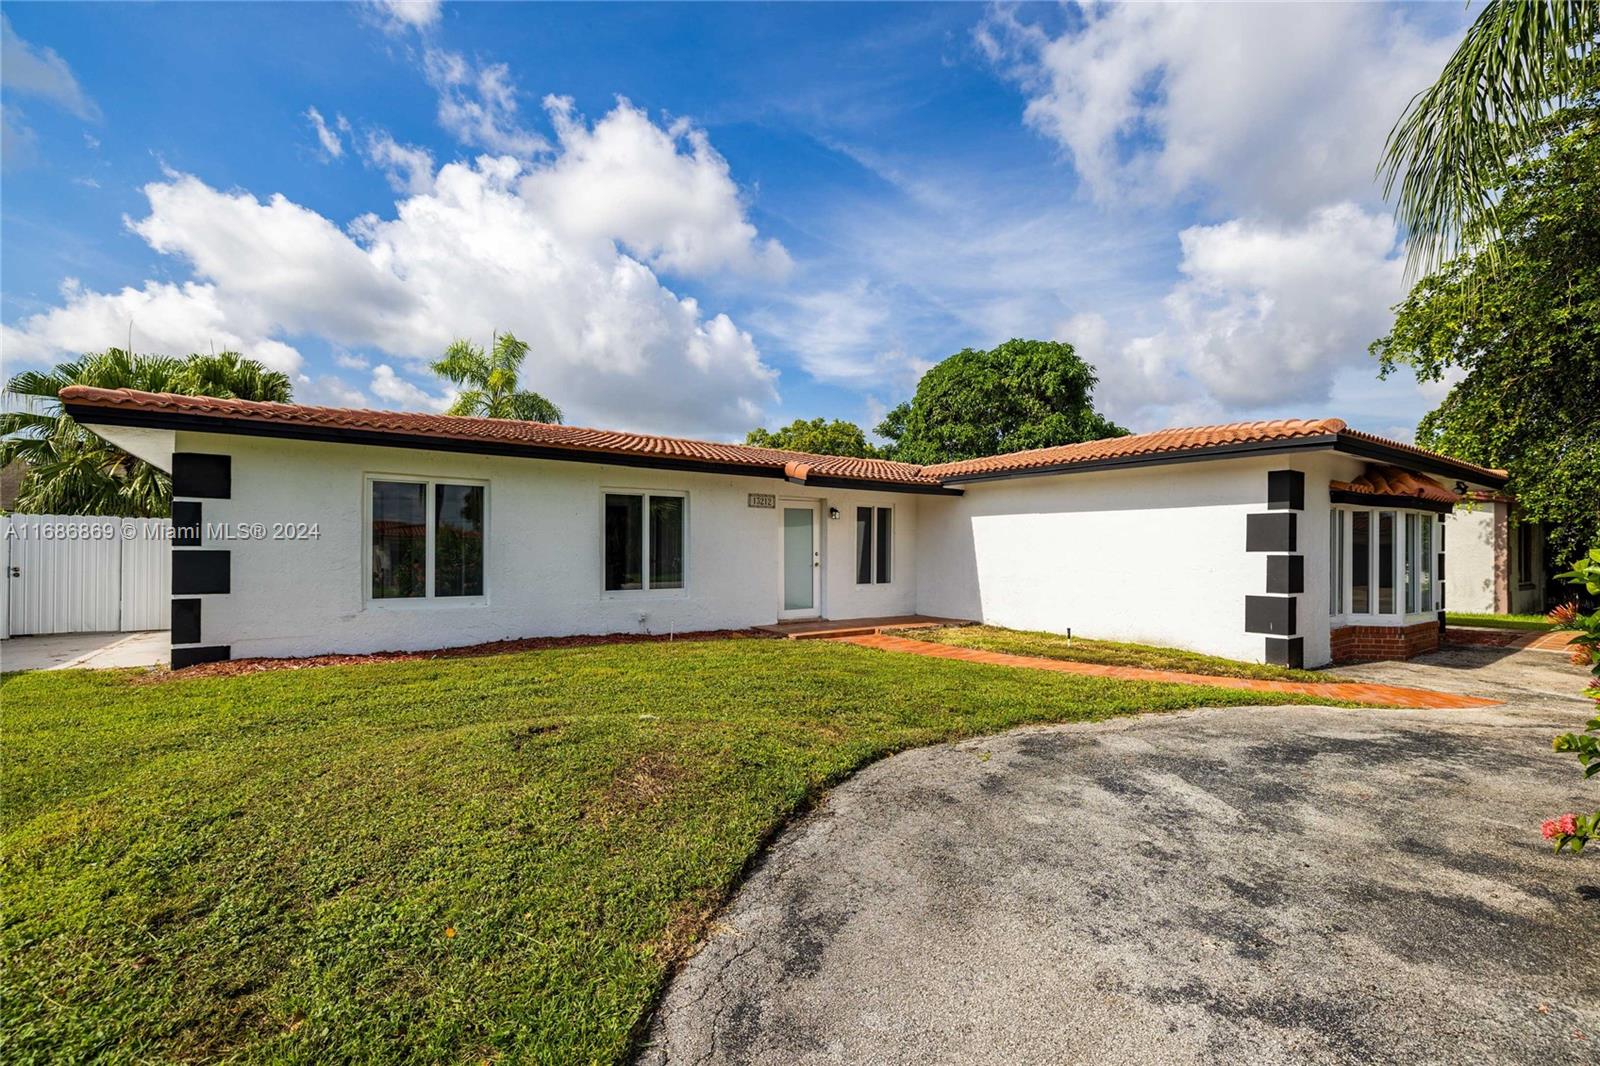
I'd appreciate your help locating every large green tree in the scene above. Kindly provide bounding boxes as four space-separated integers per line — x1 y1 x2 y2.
874 339 1125 465
1380 0 1598 273
1372 92 1599 563
1 349 293 517
430 331 562 423
745 418 884 458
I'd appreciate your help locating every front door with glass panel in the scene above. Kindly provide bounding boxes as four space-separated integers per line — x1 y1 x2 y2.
779 503 821 620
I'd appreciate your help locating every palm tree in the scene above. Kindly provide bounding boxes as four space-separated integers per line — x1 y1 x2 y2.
429 332 562 423
0 348 293 517
1381 0 1598 274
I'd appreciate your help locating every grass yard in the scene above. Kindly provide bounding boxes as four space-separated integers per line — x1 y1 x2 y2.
1 638 1336 1064
894 624 1328 682
1444 611 1555 631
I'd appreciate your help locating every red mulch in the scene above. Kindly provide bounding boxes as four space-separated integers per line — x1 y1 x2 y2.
143 629 770 681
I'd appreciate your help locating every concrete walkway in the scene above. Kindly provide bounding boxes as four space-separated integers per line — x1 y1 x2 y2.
1 631 169 672
837 633 1501 710
643 647 1596 1065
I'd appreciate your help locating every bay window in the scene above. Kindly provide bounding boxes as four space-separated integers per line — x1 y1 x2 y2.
605 491 685 592
1334 504 1437 619
368 477 485 601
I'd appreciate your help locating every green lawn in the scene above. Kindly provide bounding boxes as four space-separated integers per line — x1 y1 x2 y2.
0 638 1340 1064
1444 611 1554 631
893 625 1328 682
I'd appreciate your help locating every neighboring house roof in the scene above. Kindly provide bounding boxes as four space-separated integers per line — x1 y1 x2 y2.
58 387 1510 493
1330 465 1461 507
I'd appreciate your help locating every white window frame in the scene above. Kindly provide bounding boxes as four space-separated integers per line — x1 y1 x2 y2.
1335 504 1437 624
363 474 490 607
600 488 689 597
854 504 894 585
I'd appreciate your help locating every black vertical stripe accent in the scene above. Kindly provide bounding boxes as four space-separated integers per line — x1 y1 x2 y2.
1264 637 1304 669
1266 555 1305 594
171 598 202 644
172 501 202 546
172 453 231 498
1246 512 1297 552
1245 595 1296 635
171 645 230 669
1267 470 1304 511
173 550 230 594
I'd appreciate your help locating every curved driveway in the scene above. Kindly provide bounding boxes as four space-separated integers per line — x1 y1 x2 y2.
642 648 1597 1065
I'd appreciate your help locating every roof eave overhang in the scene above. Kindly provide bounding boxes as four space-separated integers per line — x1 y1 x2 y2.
1328 489 1456 516
64 402 965 497
1332 433 1507 491
933 434 1343 485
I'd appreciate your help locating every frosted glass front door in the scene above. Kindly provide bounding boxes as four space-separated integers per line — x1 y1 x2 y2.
783 507 815 611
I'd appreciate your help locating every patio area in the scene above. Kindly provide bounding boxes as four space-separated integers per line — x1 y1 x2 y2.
0 631 169 672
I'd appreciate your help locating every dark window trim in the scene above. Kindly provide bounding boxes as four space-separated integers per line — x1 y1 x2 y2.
1328 490 1453 516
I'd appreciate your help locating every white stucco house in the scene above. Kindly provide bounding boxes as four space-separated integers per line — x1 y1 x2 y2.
62 386 1508 671
1444 492 1552 615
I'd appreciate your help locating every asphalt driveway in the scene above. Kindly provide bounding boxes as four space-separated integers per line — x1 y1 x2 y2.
642 647 1598 1065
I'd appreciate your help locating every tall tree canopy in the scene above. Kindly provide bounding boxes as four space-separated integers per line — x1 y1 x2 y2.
875 339 1125 465
745 418 883 458
1380 0 1597 273
430 332 562 423
1372 91 1599 564
1 349 293 517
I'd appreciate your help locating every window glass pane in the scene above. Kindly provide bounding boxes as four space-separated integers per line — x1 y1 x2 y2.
604 493 643 591
1329 510 1344 615
875 507 892 584
1378 511 1396 614
372 481 426 599
1351 511 1370 614
856 507 873 584
1420 518 1433 611
435 484 484 597
784 507 815 610
1405 513 1418 613
649 495 684 589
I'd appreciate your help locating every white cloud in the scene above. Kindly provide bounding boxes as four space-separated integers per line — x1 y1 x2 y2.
5 103 784 434
528 96 790 278
423 47 546 157
1 14 100 121
984 3 1461 217
1075 203 1408 427
749 280 926 387
371 363 450 410
333 350 371 370
305 106 346 160
362 130 435 194
296 372 369 408
365 0 441 34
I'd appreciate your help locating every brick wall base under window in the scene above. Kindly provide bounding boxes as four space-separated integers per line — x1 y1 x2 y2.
1330 621 1440 664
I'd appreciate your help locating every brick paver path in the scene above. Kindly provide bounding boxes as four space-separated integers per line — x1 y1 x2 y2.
835 634 1500 710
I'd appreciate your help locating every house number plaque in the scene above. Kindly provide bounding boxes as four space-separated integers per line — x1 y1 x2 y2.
747 493 776 509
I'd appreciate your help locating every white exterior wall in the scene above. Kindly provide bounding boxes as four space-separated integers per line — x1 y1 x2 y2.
915 455 1341 665
178 431 919 659
1445 503 1501 614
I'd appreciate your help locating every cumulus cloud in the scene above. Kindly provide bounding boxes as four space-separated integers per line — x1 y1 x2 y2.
1070 204 1408 426
305 106 348 160
423 47 546 157
365 0 441 34
371 363 451 410
983 3 1459 217
4 103 785 435
362 130 435 194
528 96 790 278
749 280 926 388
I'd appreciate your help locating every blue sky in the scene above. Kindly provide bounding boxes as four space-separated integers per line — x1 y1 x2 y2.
2 1 1473 441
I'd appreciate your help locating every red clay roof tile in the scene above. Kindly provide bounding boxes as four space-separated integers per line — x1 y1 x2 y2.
57 387 1507 490
1330 465 1460 505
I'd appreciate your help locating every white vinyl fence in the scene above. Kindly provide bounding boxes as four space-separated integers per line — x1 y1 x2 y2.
1 515 172 638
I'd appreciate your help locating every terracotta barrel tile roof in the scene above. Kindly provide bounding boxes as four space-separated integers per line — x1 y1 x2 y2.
1330 464 1460 505
922 418 1349 478
58 386 1507 490
57 386 942 488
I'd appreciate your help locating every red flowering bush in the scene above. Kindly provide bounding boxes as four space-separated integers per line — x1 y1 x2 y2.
1542 547 1600 855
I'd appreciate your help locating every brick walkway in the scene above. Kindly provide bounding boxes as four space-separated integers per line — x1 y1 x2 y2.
835 634 1500 710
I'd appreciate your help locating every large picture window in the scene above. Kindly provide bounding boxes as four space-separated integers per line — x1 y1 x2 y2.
369 478 486 601
605 491 685 592
855 506 892 584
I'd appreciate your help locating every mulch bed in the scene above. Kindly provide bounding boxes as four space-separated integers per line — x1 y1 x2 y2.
144 629 770 681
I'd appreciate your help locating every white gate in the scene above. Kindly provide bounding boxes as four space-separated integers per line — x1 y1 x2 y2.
2 515 172 637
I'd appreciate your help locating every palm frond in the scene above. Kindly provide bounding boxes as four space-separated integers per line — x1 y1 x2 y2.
1381 0 1599 275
